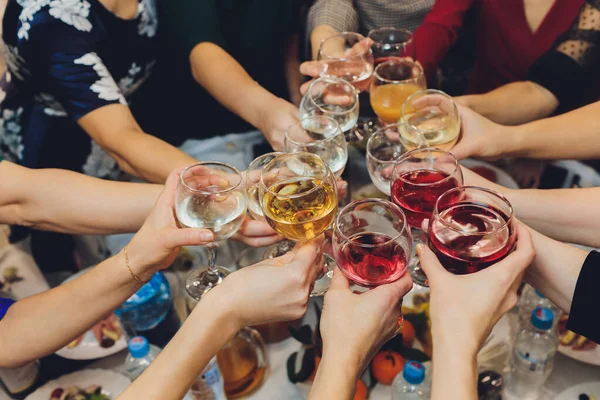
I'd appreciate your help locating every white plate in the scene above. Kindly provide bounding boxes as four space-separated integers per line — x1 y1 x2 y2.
26 369 130 400
558 343 600 366
55 268 127 360
460 159 519 189
554 381 600 400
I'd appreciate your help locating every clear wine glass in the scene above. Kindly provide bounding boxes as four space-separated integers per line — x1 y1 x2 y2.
284 115 348 178
401 89 461 151
366 122 424 196
177 162 247 300
318 32 375 92
390 148 463 286
260 152 338 296
370 59 426 125
299 76 359 136
428 187 516 275
368 27 414 65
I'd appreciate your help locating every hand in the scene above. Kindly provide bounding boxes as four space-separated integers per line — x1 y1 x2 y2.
126 168 214 282
418 222 535 356
210 236 325 327
319 269 413 375
451 104 513 160
258 98 299 151
233 216 283 247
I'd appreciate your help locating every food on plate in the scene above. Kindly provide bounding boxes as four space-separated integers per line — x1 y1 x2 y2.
353 380 367 400
470 166 498 183
372 350 405 385
558 314 598 351
49 385 108 400
399 320 416 348
67 315 122 350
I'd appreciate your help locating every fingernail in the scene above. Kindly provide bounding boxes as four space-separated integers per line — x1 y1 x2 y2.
416 244 425 255
199 231 213 241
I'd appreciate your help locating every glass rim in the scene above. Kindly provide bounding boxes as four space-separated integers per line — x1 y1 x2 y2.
179 161 243 195
248 151 284 171
335 198 409 248
433 186 514 235
401 89 459 132
307 77 359 116
391 147 460 186
373 59 424 85
368 27 414 46
259 152 334 200
318 31 370 61
366 122 423 164
284 116 342 148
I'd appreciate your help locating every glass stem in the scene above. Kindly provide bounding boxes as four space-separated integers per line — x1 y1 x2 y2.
206 243 218 276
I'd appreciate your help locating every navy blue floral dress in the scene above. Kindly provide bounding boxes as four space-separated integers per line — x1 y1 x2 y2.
0 0 157 178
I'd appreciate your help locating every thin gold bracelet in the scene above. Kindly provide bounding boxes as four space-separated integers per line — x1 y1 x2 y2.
123 245 147 285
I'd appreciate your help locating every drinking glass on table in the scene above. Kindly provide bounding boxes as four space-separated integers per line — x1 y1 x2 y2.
317 32 374 92
401 89 461 151
390 148 463 286
428 187 516 275
176 162 247 300
284 116 348 178
370 59 426 125
368 27 414 65
366 122 424 196
260 152 338 296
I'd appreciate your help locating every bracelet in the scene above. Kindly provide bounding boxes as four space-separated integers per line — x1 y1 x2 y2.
123 245 147 285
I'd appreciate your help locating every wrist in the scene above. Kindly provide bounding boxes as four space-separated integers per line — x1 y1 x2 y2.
322 345 363 380
120 242 155 284
432 320 479 360
199 283 244 333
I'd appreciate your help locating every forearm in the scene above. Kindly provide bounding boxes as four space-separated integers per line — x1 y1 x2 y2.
431 336 477 400
458 81 558 125
309 349 359 400
117 287 239 400
310 25 339 60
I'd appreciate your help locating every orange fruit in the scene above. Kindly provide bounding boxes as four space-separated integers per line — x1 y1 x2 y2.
372 350 405 385
308 355 321 382
399 320 416 347
354 380 367 400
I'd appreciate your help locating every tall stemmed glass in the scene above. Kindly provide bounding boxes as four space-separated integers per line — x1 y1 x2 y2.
284 116 348 178
390 148 463 286
428 187 516 274
368 27 414 65
370 59 426 125
318 32 375 92
401 89 461 151
177 162 247 300
260 152 338 296
366 122 424 196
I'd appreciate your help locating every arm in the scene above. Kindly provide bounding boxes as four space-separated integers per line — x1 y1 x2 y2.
307 0 358 60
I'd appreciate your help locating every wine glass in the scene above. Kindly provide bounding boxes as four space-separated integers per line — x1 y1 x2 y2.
299 76 359 136
368 27 414 65
366 122 424 196
428 187 516 274
260 152 338 296
177 162 247 300
370 59 426 125
390 148 463 286
317 32 375 92
401 89 461 151
284 115 348 178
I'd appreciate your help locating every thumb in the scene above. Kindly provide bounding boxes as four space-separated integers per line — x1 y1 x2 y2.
164 228 213 249
159 167 186 204
416 244 449 285
287 235 325 270
329 268 350 291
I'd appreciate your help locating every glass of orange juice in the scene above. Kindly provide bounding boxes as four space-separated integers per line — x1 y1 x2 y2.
369 59 426 125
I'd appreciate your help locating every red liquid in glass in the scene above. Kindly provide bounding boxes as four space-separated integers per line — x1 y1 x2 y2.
391 169 460 228
428 204 515 274
335 232 408 287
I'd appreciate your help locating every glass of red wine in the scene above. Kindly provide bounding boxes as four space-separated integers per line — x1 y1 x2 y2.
390 148 463 286
368 27 414 65
428 186 516 275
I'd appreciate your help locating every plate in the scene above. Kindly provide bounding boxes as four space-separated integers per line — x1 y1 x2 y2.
554 381 600 400
26 369 130 400
460 159 519 189
55 268 127 360
558 342 600 366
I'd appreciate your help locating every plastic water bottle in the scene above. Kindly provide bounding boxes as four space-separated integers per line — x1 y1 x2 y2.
190 357 227 400
124 336 161 380
505 307 557 400
518 285 560 330
115 272 172 331
392 360 428 399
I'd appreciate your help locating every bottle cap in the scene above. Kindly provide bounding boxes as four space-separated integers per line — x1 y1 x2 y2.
128 336 150 358
534 290 546 298
531 307 553 330
402 360 425 385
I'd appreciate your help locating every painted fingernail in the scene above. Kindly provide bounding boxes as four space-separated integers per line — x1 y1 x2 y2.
416 244 425 255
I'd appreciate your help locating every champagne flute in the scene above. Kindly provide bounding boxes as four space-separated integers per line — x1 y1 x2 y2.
284 116 348 178
177 162 247 300
370 59 426 125
317 32 375 92
260 152 338 296
401 89 461 151
368 27 414 65
366 122 424 196
390 148 463 286
428 187 516 274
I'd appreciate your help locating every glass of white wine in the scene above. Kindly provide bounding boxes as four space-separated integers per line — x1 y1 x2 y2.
260 152 338 296
284 116 348 178
400 89 460 151
177 162 247 300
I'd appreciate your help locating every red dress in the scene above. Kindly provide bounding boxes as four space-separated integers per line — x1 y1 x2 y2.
413 0 584 93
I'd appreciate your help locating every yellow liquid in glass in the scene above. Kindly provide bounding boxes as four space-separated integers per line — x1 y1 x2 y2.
370 83 423 124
